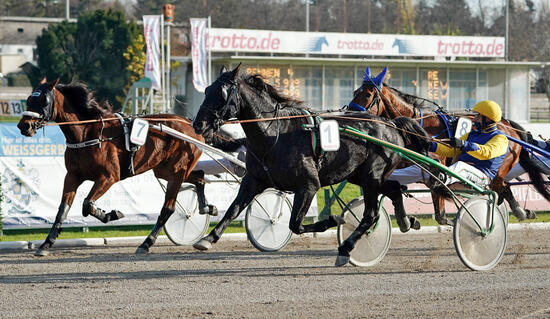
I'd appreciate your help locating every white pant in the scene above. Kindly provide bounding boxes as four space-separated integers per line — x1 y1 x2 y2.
445 161 489 188
389 161 488 188
388 165 431 185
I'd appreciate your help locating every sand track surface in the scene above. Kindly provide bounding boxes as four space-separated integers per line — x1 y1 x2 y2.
1 229 550 318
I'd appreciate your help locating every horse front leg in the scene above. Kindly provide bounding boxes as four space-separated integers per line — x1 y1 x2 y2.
336 191 379 267
136 176 183 254
193 175 265 251
381 180 420 232
82 177 123 223
35 174 82 256
288 186 345 234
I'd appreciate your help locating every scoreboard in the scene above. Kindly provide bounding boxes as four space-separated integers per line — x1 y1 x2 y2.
245 66 301 98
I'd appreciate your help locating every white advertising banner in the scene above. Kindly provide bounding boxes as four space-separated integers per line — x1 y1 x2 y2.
190 18 209 92
0 123 317 229
143 15 162 91
207 28 505 58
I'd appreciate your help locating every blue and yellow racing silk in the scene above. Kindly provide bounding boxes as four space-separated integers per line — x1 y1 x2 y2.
429 123 508 181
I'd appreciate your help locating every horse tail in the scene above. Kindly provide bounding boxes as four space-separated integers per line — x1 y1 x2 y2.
392 116 431 155
509 120 550 201
206 134 246 153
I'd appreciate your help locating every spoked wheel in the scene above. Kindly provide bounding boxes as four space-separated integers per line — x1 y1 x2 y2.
453 197 507 271
245 188 293 252
164 183 210 246
337 196 392 267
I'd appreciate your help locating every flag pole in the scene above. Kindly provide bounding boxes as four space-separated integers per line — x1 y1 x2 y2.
208 16 212 85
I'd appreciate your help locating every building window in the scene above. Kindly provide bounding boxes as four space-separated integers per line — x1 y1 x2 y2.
324 67 354 110
293 66 322 109
17 28 24 33
477 70 488 101
447 70 477 110
386 68 417 95
419 68 448 109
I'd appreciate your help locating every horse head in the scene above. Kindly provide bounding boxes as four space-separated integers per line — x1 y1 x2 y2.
193 63 242 138
18 78 59 137
347 66 387 114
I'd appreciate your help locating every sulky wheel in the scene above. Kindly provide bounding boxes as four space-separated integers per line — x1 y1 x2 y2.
164 183 210 246
245 188 293 252
337 196 392 267
453 196 507 271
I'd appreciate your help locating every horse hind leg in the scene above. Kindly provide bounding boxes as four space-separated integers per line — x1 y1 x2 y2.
136 177 182 254
500 186 532 221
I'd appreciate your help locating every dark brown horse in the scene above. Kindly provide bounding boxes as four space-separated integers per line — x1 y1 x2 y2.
348 67 550 224
17 79 213 256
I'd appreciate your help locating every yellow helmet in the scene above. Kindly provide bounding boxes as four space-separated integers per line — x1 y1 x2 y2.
473 100 502 123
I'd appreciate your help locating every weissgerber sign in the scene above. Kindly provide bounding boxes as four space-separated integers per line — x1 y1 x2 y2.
207 28 505 58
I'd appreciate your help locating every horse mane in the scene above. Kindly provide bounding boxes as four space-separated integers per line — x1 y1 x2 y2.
392 116 431 155
241 74 306 109
385 84 443 111
57 82 110 118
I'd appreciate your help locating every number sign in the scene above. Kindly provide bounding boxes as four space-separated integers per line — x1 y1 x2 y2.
320 120 340 151
454 117 472 139
130 118 149 146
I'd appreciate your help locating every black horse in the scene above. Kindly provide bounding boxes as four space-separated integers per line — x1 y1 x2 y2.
192 64 434 266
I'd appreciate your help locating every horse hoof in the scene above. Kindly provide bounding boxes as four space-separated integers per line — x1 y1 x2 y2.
34 249 49 257
335 255 350 267
208 205 218 217
135 246 149 254
526 209 537 220
513 208 527 221
397 217 411 233
193 239 212 251
435 216 448 226
410 217 421 230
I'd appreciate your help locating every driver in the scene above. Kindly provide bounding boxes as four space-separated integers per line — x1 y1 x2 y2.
429 100 508 189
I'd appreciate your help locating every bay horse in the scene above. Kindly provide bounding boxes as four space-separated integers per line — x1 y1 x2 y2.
17 79 229 256
348 66 550 224
192 64 435 266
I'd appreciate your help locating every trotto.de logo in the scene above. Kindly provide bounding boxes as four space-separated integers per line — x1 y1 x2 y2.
207 32 281 51
437 39 504 56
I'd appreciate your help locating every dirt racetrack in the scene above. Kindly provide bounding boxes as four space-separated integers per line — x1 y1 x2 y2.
1 228 550 319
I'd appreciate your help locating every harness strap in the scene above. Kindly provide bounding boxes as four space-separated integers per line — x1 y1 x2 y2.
114 113 139 176
433 110 455 138
115 113 131 152
66 139 102 149
301 109 324 158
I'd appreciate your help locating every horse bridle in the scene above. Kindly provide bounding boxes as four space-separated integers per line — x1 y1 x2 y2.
23 88 56 130
349 78 382 114
349 79 411 120
216 79 240 121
